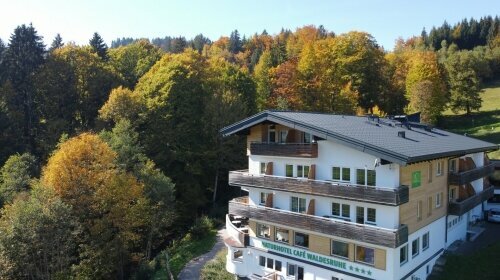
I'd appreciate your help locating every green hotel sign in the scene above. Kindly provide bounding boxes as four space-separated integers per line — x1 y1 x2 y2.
412 171 421 188
260 241 374 276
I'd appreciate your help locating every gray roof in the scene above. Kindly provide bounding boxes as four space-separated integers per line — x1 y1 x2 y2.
220 111 498 165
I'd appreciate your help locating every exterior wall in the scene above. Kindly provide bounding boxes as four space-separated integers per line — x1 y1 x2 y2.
445 214 467 247
246 187 400 230
399 160 449 234
393 216 446 279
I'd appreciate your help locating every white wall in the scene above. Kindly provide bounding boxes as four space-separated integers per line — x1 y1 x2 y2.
246 187 400 230
248 140 401 189
393 216 446 279
445 214 467 247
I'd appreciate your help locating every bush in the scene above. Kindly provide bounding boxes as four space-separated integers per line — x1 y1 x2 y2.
200 248 234 280
189 216 214 239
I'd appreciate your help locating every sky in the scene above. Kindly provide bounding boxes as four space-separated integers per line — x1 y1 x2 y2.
0 0 498 50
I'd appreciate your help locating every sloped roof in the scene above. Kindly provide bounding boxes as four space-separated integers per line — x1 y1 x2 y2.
220 111 498 165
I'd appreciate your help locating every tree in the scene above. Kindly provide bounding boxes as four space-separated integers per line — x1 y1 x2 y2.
191 34 211 54
444 50 482 114
0 153 38 206
254 50 272 110
405 51 447 123
0 185 77 279
2 24 45 153
89 32 109 60
99 86 144 124
49 33 64 52
228 30 242 54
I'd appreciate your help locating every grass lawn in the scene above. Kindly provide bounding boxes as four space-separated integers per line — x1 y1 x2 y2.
200 248 234 280
436 241 500 280
440 80 500 159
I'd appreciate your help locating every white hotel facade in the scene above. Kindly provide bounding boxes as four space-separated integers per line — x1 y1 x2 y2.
221 111 498 280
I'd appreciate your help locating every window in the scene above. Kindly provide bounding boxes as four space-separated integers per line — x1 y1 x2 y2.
356 169 365 185
449 188 456 201
356 169 375 186
332 203 349 218
436 192 443 208
437 161 443 176
449 159 457 173
286 164 294 177
356 206 365 224
367 170 376 186
412 171 421 188
259 256 266 266
291 197 306 213
260 192 268 205
412 238 420 257
267 258 274 269
302 132 311 143
332 167 350 182
400 244 408 265
331 240 349 258
233 250 243 261
355 245 374 265
257 223 271 239
260 162 267 174
275 260 282 271
275 227 289 243
268 125 276 143
428 163 433 183
297 165 310 178
287 263 296 276
294 232 309 248
427 196 432 217
417 200 422 221
367 208 376 224
422 232 429 251
279 130 288 143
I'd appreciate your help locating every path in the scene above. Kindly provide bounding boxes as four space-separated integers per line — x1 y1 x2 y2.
178 228 225 280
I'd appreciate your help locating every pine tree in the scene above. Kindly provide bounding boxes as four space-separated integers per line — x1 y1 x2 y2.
49 33 64 52
228 30 242 54
89 32 108 60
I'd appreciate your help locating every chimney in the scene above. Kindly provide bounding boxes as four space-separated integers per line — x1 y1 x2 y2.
398 131 406 138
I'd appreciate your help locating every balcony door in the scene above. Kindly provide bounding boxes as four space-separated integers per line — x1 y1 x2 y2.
356 206 365 224
297 266 304 280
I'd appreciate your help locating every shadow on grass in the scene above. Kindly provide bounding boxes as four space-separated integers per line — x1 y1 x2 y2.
438 110 500 143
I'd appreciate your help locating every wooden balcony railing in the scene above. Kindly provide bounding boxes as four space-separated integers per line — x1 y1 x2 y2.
249 142 318 158
448 186 494 216
449 163 495 185
228 196 408 248
229 170 409 206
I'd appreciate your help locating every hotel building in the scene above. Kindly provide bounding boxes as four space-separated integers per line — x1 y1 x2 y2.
221 111 498 280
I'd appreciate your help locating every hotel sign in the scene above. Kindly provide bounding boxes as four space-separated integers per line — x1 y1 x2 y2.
260 240 374 277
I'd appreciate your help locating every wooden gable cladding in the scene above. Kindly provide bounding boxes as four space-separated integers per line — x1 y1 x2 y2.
285 129 298 143
308 164 316 180
265 193 274 208
399 160 448 234
307 199 315 215
265 162 273 175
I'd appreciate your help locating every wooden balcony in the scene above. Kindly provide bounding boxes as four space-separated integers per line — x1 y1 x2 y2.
249 142 318 158
449 163 495 185
229 170 409 206
448 186 494 216
229 196 408 248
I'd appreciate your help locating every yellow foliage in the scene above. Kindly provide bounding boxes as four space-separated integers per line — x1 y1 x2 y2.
99 86 144 123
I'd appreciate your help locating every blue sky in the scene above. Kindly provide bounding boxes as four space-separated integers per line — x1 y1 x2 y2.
0 0 498 50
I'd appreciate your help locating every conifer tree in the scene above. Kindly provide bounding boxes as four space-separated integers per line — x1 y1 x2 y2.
89 32 108 60
49 33 64 52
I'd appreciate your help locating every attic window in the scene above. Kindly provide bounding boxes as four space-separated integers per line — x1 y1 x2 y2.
398 131 406 138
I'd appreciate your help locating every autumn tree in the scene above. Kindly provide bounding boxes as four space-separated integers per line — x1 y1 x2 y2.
99 86 144 124
254 50 272 110
405 51 447 123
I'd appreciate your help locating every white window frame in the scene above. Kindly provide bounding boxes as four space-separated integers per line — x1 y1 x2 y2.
367 207 376 224
260 192 268 205
331 202 350 219
332 166 350 182
260 162 267 174
257 223 271 239
436 192 442 208
422 232 430 251
412 238 420 258
296 164 310 178
291 196 307 213
437 161 443 176
279 130 288 143
400 244 408 266
354 245 375 266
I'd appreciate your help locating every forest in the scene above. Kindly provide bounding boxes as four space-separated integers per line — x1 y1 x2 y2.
0 15 498 279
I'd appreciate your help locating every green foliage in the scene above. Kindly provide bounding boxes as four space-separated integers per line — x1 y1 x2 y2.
99 87 145 125
0 185 77 279
89 32 109 60
200 248 234 280
0 152 38 206
254 50 272 110
189 216 214 240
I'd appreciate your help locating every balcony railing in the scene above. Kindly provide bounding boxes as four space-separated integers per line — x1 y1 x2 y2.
229 196 408 248
249 142 318 158
224 214 249 248
229 170 409 206
448 186 494 216
449 163 495 185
